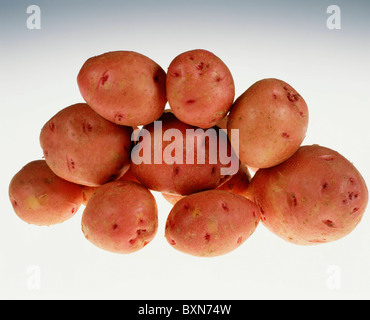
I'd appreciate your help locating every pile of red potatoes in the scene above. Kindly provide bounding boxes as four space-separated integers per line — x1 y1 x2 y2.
8 49 369 257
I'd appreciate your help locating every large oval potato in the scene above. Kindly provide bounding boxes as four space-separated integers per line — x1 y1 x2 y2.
77 51 167 126
40 103 132 187
250 145 368 245
166 49 235 129
227 78 309 168
9 160 83 226
131 112 239 195
165 190 260 257
81 180 158 254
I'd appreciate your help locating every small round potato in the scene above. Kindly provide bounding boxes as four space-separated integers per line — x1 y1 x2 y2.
165 190 260 257
40 103 132 187
228 78 309 168
77 51 167 126
251 145 368 245
166 49 235 128
81 180 158 254
9 160 83 226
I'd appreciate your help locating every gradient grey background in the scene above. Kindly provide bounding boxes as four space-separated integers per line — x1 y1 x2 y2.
1 0 370 299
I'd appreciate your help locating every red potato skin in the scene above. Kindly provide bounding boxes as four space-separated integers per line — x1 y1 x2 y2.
162 163 252 204
131 112 238 195
216 163 251 199
166 49 235 129
165 190 260 257
80 185 98 206
227 78 308 168
81 180 158 254
250 145 369 245
9 160 83 226
40 103 132 187
77 51 167 126
161 192 184 205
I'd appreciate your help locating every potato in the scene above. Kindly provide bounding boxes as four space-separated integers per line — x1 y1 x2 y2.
9 160 83 226
227 78 309 168
250 145 368 245
162 163 251 205
80 185 98 206
131 112 239 195
166 49 235 128
165 190 260 257
77 51 166 126
81 180 158 254
40 103 132 187
117 166 140 183
161 192 184 205
216 163 251 199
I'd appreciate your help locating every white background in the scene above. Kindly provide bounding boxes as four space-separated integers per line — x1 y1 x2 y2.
1 0 370 299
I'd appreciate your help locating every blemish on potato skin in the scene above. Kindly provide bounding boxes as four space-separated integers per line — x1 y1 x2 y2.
192 205 201 217
66 156 75 172
82 120 93 134
287 91 300 102
221 202 229 212
100 72 109 86
49 122 55 132
114 113 124 123
287 192 298 208
322 219 335 228
204 233 211 242
319 155 335 161
170 70 181 78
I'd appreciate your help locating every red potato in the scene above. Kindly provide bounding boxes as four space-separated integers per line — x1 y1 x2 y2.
166 49 235 128
131 112 239 195
40 103 132 187
81 180 158 254
250 145 368 245
117 166 140 183
9 160 83 226
165 190 260 257
216 163 251 199
77 51 167 126
80 185 98 206
227 78 308 168
161 192 184 205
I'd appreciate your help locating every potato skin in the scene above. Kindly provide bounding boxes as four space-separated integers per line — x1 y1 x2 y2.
9 160 83 226
40 103 132 187
250 145 369 245
131 112 238 195
166 49 235 129
227 78 308 168
81 180 158 254
165 190 260 257
162 163 251 205
77 51 167 126
216 163 251 199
